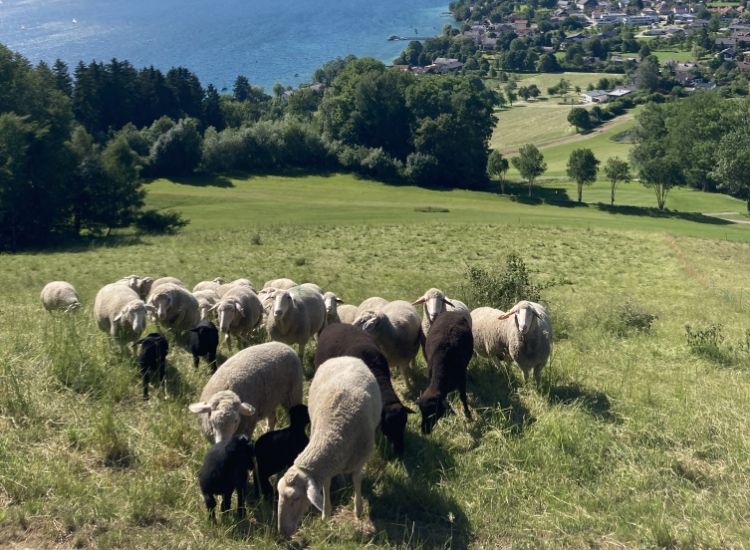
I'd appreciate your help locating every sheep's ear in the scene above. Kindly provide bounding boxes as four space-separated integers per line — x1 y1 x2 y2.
239 402 256 417
188 402 211 414
412 297 426 305
336 298 344 304
208 303 219 312
305 477 325 512
145 304 156 313
497 309 516 320
235 303 244 315
113 313 122 323
443 298 455 307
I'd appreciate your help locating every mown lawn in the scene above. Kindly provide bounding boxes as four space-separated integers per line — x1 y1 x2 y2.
2 173 750 548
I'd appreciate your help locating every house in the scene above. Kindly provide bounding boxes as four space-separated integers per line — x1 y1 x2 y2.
626 14 659 24
610 54 638 64
720 47 736 61
715 37 738 49
430 58 464 72
581 89 610 102
607 87 633 98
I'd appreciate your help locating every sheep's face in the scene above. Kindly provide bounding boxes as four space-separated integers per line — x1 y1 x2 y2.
197 298 211 320
424 296 445 323
382 406 413 455
353 311 381 333
117 300 147 335
323 293 338 314
149 293 172 323
277 467 322 538
213 277 225 284
217 301 240 333
273 291 293 319
515 304 536 335
189 390 256 444
416 395 446 435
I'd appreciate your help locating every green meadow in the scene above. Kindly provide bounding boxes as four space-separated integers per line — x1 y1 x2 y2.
2 172 750 548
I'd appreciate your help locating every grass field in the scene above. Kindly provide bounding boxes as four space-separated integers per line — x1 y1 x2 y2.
621 49 696 63
3 173 750 548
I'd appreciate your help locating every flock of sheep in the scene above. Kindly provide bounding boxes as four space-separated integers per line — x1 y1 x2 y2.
40 275 553 538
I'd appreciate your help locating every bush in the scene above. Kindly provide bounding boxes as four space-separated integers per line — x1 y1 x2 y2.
360 147 403 180
405 152 440 185
135 209 189 235
463 252 542 310
596 297 656 336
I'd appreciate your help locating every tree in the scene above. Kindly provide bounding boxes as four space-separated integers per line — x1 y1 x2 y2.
567 107 591 132
528 84 541 100
518 86 531 101
511 144 547 197
506 89 517 106
638 157 684 210
233 75 251 101
566 148 599 203
149 117 203 177
639 42 652 60
272 82 285 98
636 56 660 92
603 157 631 205
202 84 225 131
487 150 510 194
711 103 750 212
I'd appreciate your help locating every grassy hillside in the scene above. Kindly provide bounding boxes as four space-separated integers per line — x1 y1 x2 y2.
3 173 750 548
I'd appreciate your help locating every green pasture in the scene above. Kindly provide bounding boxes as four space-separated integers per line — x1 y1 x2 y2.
3 172 750 548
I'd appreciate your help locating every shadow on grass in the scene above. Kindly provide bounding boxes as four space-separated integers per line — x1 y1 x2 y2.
596 203 734 225
544 382 621 423
162 173 235 188
468 358 535 435
501 182 577 206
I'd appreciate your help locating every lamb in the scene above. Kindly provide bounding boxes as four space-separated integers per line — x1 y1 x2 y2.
473 301 552 385
119 275 154 300
352 300 422 381
212 286 263 350
315 323 413 455
199 435 255 521
189 320 219 372
193 289 219 320
336 304 358 324
189 341 304 443
263 278 297 291
253 404 310 499
412 287 471 337
322 292 344 325
265 285 326 361
277 356 381 538
147 283 201 336
193 277 225 293
40 281 81 312
416 311 474 435
136 332 168 400
93 283 151 352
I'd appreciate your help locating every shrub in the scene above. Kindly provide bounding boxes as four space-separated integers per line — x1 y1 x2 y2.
596 297 656 336
135 209 189 235
405 152 440 185
360 147 403 180
463 252 541 310
685 323 727 364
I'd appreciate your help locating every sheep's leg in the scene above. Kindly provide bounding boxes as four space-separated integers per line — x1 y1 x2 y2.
352 469 364 517
142 374 149 401
208 351 217 373
298 341 306 364
221 491 232 516
236 484 246 519
533 365 543 387
322 478 332 520
192 354 200 369
204 493 217 522
521 367 530 384
225 334 233 352
459 379 472 420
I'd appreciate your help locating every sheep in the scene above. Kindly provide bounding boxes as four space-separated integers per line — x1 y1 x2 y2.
357 296 388 314
416 311 474 435
476 301 552 385
470 307 510 361
193 277 225 293
149 276 185 297
352 300 422 381
40 281 81 312
299 282 323 294
199 435 255 521
193 289 219 320
412 287 471 337
136 332 168 400
263 278 297 291
277 356 381 538
336 304 358 324
94 283 151 352
189 320 219 372
322 292 344 325
189 341 303 443
315 323 414 455
265 285 326 362
147 284 201 336
253 404 310 500
119 275 154 300
212 286 263 350
216 278 256 298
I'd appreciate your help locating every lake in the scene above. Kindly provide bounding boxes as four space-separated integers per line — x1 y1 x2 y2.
0 0 451 91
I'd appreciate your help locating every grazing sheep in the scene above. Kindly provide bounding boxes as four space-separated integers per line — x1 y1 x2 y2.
315 323 414 455
193 289 220 320
40 281 81 312
212 286 263 350
149 276 185 296
94 283 151 352
353 300 422 381
265 285 326 361
136 332 168 400
357 296 388 314
336 304 358 324
119 275 154 300
277 357 381 538
416 311 474 435
190 320 219 372
322 292 344 325
216 278 256 298
189 342 304 443
193 277 225 293
253 404 310 499
199 435 255 521
263 278 297 291
412 287 471 337
147 284 201 336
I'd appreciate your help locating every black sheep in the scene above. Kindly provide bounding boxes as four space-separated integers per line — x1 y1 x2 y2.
136 332 168 400
199 435 255 521
253 404 310 499
314 323 414 455
416 311 474 435
189 320 219 372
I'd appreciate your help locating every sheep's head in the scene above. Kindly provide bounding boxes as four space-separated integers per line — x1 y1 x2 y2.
415 394 447 435
138 277 154 298
147 292 173 323
288 404 310 430
212 277 225 284
413 288 454 324
215 299 242 335
115 300 149 335
382 404 414 455
353 310 382 333
498 301 537 336
277 466 323 538
323 292 343 315
189 390 256 444
273 290 293 320
65 301 82 313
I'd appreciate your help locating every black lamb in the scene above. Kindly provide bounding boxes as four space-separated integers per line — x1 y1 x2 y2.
189 320 219 372
253 404 310 499
136 332 168 400
314 323 414 455
199 435 255 521
416 311 474 435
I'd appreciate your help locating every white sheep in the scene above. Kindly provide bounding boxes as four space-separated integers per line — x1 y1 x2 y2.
212 286 263 350
149 277 185 296
336 304 359 324
277 356 381 538
471 301 552 385
40 281 81 312
266 285 326 361
353 300 421 381
193 277 225 293
94 283 151 352
322 291 344 325
299 282 323 294
189 341 304 443
216 278 256 298
263 278 297 291
412 287 471 337
119 275 154 300
147 283 201 335
357 296 388 314
192 289 219 320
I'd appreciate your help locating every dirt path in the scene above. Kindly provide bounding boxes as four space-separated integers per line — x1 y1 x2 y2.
702 212 750 225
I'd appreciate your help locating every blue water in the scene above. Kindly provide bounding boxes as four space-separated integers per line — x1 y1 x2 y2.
0 0 450 90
